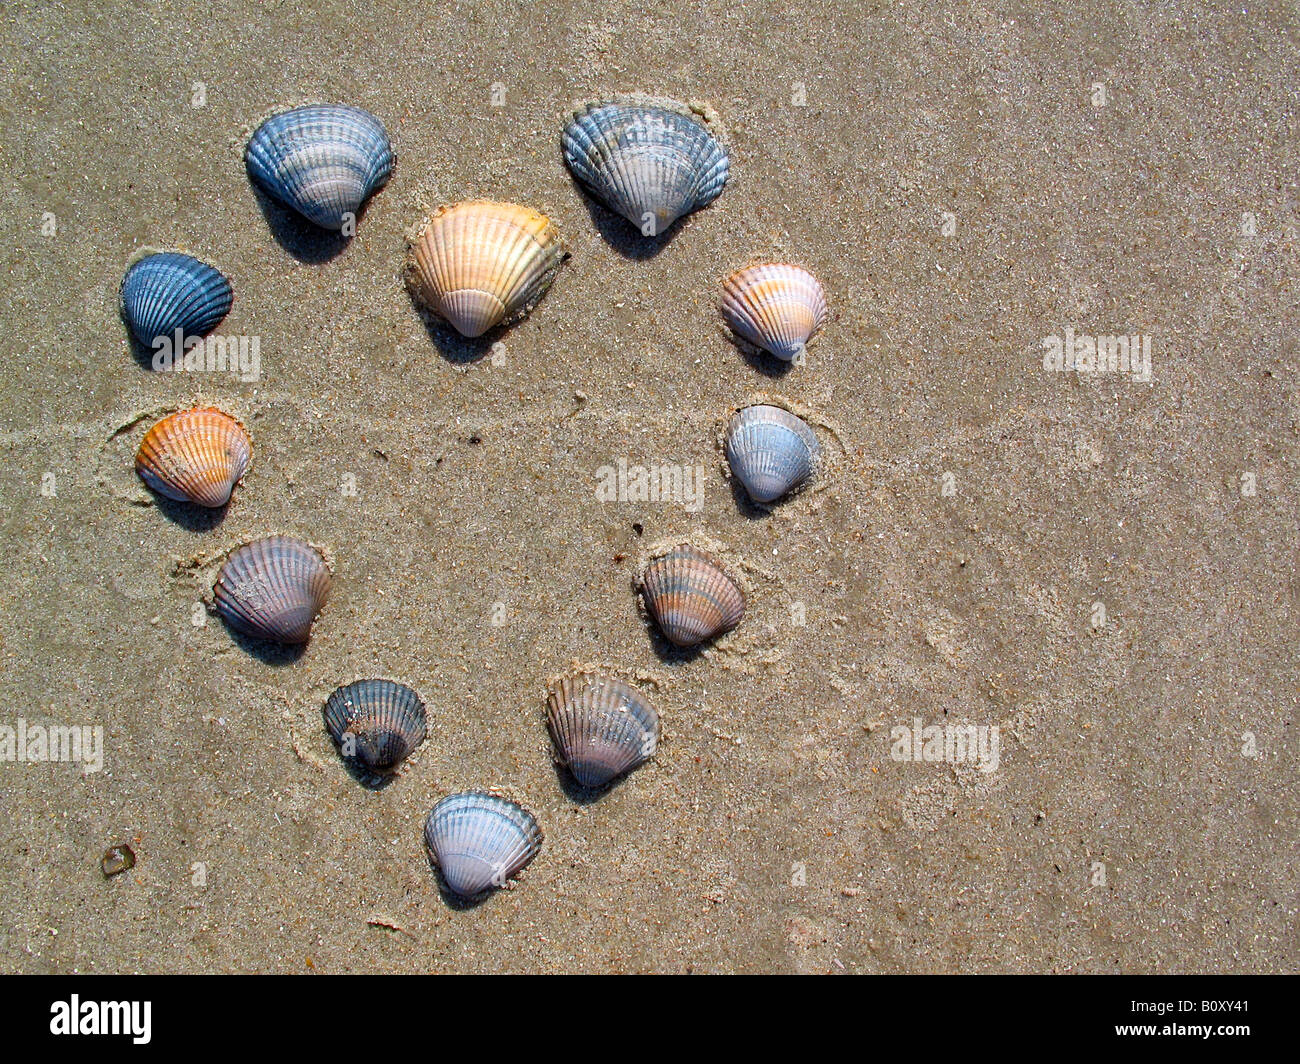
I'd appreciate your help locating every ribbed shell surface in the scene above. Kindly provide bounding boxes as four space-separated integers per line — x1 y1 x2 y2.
546 672 659 788
120 252 233 346
245 104 393 230
323 679 427 773
424 791 543 899
213 536 331 644
135 407 251 508
719 263 827 361
407 200 563 337
724 405 821 504
640 545 746 647
562 102 730 234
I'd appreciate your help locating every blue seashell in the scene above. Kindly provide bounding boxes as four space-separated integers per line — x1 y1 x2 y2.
562 100 729 236
724 405 821 504
214 536 331 645
246 104 393 231
424 791 542 899
323 679 427 774
120 252 232 348
546 672 659 789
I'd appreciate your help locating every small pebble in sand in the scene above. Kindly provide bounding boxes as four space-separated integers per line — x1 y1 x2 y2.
101 844 135 877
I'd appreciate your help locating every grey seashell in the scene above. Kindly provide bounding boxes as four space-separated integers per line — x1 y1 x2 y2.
562 101 729 236
546 672 659 788
323 679 427 774
120 252 233 348
245 104 393 230
424 791 543 900
724 405 821 504
213 536 331 645
639 544 746 648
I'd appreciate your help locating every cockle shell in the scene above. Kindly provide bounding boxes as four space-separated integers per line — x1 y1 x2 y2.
562 101 730 236
135 407 251 508
213 536 331 645
424 791 543 899
639 544 745 648
245 104 393 230
546 672 659 788
719 263 827 361
724 405 821 504
407 200 565 338
323 679 427 774
120 252 233 347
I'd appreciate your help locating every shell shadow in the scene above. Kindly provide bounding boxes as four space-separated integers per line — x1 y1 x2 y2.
250 183 354 264
639 615 708 665
150 494 230 532
334 751 399 791
119 318 232 374
552 760 619 805
574 191 683 261
118 304 186 373
220 622 308 666
123 329 162 372
726 333 796 379
407 291 497 365
727 475 773 520
424 852 496 911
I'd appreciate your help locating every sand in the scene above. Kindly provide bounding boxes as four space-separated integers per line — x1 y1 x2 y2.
0 0 1296 973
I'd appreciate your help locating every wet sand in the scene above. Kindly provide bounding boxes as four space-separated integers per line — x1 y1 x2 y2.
0 1 1296 972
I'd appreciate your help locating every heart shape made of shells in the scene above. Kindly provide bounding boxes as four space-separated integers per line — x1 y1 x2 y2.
123 95 829 904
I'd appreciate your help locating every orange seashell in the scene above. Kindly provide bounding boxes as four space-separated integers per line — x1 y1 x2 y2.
136 407 251 508
407 200 564 338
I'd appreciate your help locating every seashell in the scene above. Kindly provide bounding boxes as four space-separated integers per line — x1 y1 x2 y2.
135 407 252 508
120 252 233 347
245 104 393 230
562 101 729 236
213 536 331 645
639 545 745 648
546 672 659 788
424 791 543 899
724 405 821 504
719 263 827 362
406 200 564 338
323 679 427 774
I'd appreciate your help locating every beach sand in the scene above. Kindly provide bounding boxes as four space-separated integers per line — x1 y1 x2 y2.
0 0 1296 972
